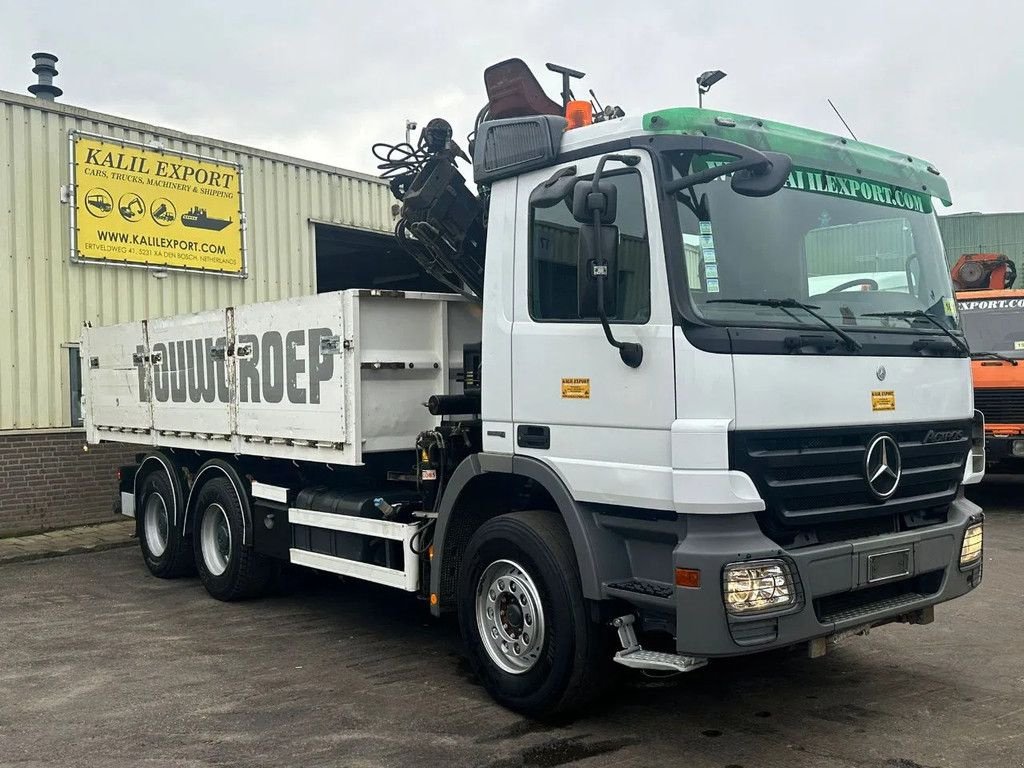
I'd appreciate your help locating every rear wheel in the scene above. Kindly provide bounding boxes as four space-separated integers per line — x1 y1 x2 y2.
457 510 607 718
137 469 194 578
193 477 272 601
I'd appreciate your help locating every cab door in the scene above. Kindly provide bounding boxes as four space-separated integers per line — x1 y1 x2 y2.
510 150 677 511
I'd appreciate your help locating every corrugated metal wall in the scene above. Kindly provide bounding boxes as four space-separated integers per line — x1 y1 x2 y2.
939 212 1024 273
0 91 395 431
806 218 913 276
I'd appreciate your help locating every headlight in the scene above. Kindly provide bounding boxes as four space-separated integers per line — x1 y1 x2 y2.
723 560 795 615
960 522 983 568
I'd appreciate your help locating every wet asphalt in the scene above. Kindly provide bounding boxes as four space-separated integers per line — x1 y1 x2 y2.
1 477 1022 768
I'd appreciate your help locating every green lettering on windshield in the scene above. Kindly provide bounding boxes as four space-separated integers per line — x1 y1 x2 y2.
783 167 931 213
699 154 931 213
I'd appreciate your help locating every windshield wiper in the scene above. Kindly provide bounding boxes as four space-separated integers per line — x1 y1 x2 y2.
706 297 863 351
972 351 1020 366
862 310 970 355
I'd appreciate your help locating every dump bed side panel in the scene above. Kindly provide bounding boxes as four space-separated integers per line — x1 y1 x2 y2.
82 321 151 436
148 309 232 436
234 293 347 445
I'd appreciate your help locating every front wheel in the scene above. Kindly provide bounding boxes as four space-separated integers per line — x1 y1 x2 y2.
457 511 607 718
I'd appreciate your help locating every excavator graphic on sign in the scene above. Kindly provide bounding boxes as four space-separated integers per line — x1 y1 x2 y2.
118 194 145 222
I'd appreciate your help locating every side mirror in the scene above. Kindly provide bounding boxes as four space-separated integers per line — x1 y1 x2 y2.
572 179 617 224
730 151 792 197
578 225 619 318
529 166 578 209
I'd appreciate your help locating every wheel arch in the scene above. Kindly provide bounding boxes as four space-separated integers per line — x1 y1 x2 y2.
429 453 603 616
184 458 253 546
134 451 185 530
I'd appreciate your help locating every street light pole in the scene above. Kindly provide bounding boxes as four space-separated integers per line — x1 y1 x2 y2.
405 119 418 145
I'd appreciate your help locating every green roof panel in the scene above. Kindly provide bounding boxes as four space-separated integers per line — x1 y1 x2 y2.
642 107 952 207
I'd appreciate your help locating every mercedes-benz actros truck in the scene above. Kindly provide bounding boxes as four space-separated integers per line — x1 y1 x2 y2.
83 59 986 716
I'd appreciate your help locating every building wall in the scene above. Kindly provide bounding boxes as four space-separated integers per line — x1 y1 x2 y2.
939 212 1024 274
0 90 396 534
0 431 138 536
0 89 395 432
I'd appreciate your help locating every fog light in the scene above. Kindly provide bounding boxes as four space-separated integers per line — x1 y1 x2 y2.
1012 440 1024 458
723 559 795 615
960 523 983 568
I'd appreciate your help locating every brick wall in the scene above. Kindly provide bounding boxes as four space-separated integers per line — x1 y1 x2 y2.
0 431 141 537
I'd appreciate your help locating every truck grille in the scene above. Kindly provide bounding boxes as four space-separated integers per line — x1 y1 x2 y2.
730 421 970 535
973 388 1024 425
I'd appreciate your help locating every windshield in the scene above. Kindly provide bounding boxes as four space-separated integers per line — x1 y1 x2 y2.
666 151 959 334
957 296 1024 354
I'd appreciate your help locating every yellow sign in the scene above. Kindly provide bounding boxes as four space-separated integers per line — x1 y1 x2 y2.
561 377 591 399
871 390 896 411
72 134 244 274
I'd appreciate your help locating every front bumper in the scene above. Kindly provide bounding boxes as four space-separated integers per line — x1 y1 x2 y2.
984 432 1024 462
670 495 983 657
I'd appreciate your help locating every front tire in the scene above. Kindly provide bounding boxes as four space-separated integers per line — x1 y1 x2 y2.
137 469 194 578
193 478 272 601
457 510 607 718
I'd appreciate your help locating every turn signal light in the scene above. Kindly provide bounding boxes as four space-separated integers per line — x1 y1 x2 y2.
675 568 701 588
565 100 593 130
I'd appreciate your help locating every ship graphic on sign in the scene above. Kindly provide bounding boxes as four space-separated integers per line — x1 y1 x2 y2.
181 206 232 231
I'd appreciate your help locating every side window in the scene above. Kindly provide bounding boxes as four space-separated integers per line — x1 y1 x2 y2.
529 170 650 322
68 345 83 428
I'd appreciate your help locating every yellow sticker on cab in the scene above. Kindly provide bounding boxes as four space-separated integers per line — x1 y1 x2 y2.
561 377 591 399
871 390 895 411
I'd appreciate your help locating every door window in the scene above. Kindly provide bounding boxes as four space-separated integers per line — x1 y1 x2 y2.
529 171 650 323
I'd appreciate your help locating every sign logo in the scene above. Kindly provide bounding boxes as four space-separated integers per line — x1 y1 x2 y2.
876 365 887 382
865 434 902 500
923 429 964 444
71 133 245 275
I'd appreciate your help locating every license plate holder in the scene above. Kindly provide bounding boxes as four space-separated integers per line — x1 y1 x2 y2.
867 549 911 583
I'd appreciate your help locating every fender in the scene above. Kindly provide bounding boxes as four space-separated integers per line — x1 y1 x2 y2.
184 459 252 546
134 452 185 528
429 452 603 616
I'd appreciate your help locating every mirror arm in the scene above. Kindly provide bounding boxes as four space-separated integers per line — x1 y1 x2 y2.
663 152 768 195
589 159 643 368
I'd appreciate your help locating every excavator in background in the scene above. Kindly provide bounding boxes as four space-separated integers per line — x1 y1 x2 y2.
953 252 1024 466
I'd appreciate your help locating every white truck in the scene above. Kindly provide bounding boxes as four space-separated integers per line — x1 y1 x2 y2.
83 59 987 716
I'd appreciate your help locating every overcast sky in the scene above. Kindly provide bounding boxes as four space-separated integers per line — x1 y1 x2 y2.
1 1 1019 214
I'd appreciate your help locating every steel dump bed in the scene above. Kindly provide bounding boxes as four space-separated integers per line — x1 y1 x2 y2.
81 289 480 465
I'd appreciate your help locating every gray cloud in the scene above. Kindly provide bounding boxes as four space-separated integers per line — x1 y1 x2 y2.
1 0 1019 212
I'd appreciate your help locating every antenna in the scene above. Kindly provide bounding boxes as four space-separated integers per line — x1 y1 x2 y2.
827 98 858 141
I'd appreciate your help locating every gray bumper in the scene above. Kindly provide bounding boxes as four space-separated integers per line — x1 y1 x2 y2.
671 495 983 657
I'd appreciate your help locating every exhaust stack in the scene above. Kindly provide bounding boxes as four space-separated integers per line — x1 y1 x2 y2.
28 52 62 101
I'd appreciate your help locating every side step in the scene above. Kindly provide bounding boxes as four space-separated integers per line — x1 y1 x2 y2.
611 615 708 673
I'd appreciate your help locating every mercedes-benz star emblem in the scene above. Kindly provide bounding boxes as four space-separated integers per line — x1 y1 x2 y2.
865 434 901 500
876 365 887 382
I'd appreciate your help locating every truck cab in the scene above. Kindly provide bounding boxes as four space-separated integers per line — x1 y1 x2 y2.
456 102 985 672
956 285 1024 462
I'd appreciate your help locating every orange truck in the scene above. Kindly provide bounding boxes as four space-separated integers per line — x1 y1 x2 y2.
953 253 1024 464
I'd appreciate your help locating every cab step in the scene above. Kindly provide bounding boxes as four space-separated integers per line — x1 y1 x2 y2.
610 614 707 673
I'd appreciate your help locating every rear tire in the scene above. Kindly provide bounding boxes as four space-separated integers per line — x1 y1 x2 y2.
137 469 194 578
193 478 272 601
457 510 607 718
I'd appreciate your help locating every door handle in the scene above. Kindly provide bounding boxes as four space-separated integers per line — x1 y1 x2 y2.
517 425 550 450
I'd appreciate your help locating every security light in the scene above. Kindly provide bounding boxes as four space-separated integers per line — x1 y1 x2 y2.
696 70 727 107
